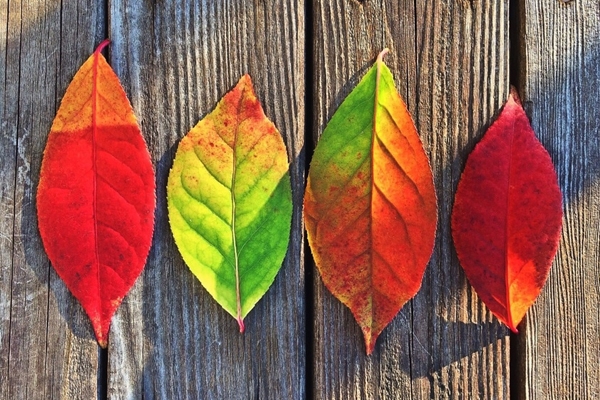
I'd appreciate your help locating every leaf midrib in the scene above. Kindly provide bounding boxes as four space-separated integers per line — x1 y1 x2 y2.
367 51 387 347
504 113 517 331
92 45 101 322
231 88 244 332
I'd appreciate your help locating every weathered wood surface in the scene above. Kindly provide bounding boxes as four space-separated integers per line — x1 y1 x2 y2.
311 0 510 398
0 0 103 398
0 0 599 399
514 0 600 399
106 1 306 399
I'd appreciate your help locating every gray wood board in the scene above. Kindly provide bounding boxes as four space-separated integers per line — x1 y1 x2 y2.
515 0 600 398
2 0 599 398
310 1 510 398
106 1 306 399
0 0 105 398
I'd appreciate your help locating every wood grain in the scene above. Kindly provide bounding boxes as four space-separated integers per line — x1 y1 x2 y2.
515 0 600 398
0 0 105 398
106 1 305 398
1 0 598 397
310 1 510 398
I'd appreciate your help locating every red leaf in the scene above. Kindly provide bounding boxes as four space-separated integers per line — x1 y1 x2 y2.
37 40 156 347
451 89 562 332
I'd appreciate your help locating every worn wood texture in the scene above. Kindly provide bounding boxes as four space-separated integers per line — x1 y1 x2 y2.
2 0 599 398
106 1 305 398
515 0 600 399
0 0 105 398
311 1 510 398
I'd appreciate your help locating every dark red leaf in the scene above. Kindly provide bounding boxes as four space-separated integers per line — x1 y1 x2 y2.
452 89 562 332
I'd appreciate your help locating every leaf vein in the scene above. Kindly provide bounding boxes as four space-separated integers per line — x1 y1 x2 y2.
177 209 234 269
96 91 131 124
378 104 417 158
190 147 231 190
318 202 370 246
313 156 370 219
59 98 92 127
97 221 141 259
317 123 371 170
235 130 270 168
333 248 370 272
179 181 231 227
372 248 404 285
236 215 272 258
373 182 417 269
374 134 424 204
96 173 141 215
98 148 143 186
235 162 278 202
99 262 126 286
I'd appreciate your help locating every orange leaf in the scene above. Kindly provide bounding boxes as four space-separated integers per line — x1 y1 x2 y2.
305 50 437 354
37 40 156 347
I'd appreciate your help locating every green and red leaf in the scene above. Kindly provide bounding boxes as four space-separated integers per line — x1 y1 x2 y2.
304 50 437 354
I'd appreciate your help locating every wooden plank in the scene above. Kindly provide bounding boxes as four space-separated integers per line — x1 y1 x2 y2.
0 0 105 398
311 1 510 398
0 1 17 397
515 0 600 398
106 1 305 398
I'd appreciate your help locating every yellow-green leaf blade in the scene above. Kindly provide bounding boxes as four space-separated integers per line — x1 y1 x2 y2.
167 75 292 330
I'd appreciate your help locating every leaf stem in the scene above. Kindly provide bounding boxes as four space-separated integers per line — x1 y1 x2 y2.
377 48 390 65
95 39 111 56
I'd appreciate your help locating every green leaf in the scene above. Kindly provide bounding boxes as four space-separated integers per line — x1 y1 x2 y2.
167 75 292 331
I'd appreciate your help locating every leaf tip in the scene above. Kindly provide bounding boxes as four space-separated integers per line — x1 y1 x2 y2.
363 329 378 355
97 337 108 349
92 321 110 349
238 73 253 89
365 334 377 355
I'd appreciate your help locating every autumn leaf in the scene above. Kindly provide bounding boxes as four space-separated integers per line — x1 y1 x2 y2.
451 88 562 332
304 49 437 354
167 75 292 332
37 40 156 348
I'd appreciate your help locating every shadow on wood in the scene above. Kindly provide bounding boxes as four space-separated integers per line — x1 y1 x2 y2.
409 319 508 378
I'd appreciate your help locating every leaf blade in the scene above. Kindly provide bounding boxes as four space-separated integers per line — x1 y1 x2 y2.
167 75 292 330
305 51 437 354
37 40 156 347
451 89 563 332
